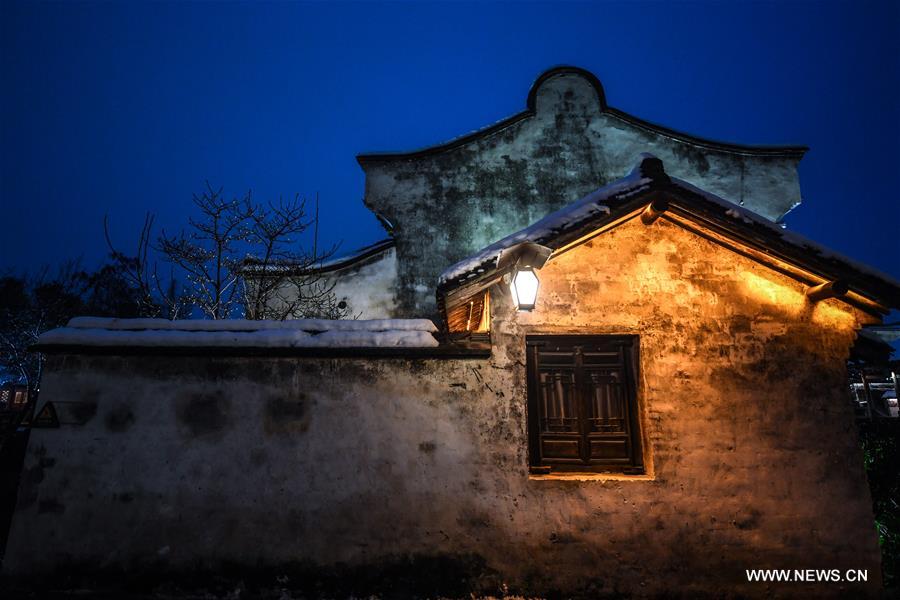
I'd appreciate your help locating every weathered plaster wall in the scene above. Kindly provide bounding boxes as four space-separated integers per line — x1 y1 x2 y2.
362 71 805 316
329 246 397 319
6 218 879 597
268 246 397 319
491 215 883 595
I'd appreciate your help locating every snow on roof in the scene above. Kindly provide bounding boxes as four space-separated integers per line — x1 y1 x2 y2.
863 322 900 344
242 239 394 275
38 317 439 349
437 154 900 307
66 316 435 333
438 162 655 286
670 176 900 289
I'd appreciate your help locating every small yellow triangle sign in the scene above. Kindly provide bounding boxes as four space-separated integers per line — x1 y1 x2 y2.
32 402 59 428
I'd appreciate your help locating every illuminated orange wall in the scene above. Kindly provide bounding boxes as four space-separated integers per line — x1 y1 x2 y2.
486 214 882 594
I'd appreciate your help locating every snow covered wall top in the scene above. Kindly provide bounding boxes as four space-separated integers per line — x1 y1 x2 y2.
37 318 439 349
357 66 807 317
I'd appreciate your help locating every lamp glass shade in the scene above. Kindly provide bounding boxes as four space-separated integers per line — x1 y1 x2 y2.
511 268 539 311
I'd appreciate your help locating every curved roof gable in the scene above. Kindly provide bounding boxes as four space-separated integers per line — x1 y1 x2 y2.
357 66 807 165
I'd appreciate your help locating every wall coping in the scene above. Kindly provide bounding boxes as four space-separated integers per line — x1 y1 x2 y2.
30 343 492 359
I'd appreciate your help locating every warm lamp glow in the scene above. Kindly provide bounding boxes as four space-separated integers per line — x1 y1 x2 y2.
510 268 540 311
739 270 805 310
738 270 856 330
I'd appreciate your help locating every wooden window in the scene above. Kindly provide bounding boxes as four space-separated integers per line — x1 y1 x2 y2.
526 335 644 474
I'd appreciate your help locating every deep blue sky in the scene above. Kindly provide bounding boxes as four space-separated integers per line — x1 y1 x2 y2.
2 1 898 288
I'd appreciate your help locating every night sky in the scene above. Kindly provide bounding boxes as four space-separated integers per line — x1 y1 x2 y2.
2 1 898 291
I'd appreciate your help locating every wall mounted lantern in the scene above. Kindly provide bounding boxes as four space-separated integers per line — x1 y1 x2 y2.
498 242 551 312
510 267 540 311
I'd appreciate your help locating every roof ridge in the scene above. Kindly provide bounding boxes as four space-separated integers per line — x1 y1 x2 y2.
357 66 807 165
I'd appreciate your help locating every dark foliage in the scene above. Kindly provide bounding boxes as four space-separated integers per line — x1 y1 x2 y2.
859 418 900 587
0 261 156 388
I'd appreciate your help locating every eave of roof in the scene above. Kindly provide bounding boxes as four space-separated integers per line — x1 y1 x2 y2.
241 238 395 277
437 154 900 316
356 66 808 166
862 322 900 344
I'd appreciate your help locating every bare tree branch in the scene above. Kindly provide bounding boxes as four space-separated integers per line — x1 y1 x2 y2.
239 193 349 320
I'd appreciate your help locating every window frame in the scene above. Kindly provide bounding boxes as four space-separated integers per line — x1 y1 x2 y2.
526 334 644 475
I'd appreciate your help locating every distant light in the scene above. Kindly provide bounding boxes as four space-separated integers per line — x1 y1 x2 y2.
510 268 539 311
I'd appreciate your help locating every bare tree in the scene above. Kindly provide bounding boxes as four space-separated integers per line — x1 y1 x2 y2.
241 193 348 320
104 213 188 319
157 184 345 321
157 183 250 320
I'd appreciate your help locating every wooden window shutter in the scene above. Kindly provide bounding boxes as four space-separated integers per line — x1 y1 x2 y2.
526 335 643 474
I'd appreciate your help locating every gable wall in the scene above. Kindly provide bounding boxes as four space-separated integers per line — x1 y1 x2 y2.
362 72 804 317
489 215 881 589
266 246 398 319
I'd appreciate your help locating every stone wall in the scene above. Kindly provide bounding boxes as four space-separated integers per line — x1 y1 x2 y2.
360 69 805 317
4 216 881 597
